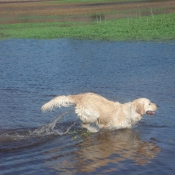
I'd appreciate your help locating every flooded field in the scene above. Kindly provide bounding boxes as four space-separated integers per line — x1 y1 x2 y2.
0 0 175 24
0 39 175 174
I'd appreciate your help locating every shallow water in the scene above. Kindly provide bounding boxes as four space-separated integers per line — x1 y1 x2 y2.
0 39 175 174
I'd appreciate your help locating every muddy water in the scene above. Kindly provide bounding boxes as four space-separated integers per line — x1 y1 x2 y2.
0 39 175 174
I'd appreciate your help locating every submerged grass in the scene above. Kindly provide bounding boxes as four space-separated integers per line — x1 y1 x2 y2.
0 13 175 41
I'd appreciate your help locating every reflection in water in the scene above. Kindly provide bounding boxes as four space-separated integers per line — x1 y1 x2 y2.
46 129 161 174
1 39 174 174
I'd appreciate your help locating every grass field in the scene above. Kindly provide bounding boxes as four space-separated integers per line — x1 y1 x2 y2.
0 0 175 41
1 12 175 41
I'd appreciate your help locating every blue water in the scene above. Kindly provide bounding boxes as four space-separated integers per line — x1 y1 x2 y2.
0 39 175 175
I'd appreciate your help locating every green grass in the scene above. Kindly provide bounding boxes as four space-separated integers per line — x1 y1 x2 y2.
0 13 175 41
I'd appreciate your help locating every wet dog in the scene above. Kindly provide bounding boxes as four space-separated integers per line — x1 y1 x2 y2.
41 92 158 132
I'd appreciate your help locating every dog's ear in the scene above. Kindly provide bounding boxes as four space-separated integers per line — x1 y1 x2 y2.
136 102 145 116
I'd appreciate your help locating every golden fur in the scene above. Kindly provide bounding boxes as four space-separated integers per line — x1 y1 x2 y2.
41 92 158 132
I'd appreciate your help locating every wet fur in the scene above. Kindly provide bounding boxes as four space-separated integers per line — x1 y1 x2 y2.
41 92 157 132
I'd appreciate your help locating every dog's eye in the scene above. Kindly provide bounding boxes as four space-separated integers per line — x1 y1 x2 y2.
149 103 151 105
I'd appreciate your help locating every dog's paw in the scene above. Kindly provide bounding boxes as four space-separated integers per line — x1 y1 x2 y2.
87 126 99 133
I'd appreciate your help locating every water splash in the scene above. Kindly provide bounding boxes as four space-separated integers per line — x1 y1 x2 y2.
31 110 76 136
0 111 77 151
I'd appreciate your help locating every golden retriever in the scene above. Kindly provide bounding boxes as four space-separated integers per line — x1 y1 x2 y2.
41 92 158 132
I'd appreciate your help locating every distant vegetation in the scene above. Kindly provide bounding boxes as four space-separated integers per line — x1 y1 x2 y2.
1 12 175 41
49 0 141 3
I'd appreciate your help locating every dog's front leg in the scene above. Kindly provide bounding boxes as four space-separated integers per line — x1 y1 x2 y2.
82 123 99 133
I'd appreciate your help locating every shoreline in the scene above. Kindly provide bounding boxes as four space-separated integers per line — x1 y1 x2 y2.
0 0 175 41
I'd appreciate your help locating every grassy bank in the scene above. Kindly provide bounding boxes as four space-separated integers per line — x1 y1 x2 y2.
0 13 175 41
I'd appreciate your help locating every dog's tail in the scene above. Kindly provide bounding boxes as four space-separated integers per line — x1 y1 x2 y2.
41 95 76 112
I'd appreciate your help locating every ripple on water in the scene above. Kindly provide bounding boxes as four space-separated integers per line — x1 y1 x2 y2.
0 39 175 174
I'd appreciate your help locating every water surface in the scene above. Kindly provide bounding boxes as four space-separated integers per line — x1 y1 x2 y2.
0 39 175 174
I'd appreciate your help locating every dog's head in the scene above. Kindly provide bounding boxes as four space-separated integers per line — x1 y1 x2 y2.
133 98 158 116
